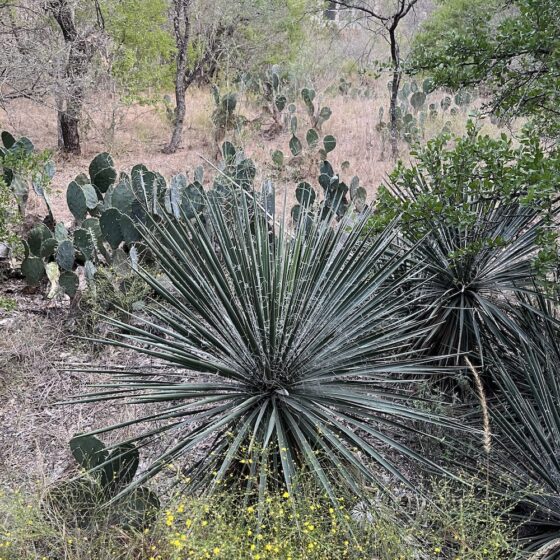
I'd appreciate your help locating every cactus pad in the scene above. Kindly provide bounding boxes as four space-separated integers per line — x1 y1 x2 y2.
67 181 88 222
40 238 58 259
21 256 45 286
296 182 316 207
60 270 79 297
89 153 117 193
28 224 52 256
56 240 75 271
100 208 124 249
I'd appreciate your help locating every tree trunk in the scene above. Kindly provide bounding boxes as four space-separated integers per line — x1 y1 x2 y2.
388 28 401 160
48 0 92 155
163 0 192 154
164 56 188 154
59 112 81 154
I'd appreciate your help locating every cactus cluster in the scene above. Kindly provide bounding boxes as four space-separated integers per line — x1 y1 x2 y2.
291 160 367 225
377 81 475 154
0 130 55 221
46 434 159 529
21 153 128 296
301 87 332 132
329 76 375 100
211 85 246 151
269 87 335 173
20 146 260 295
260 67 289 138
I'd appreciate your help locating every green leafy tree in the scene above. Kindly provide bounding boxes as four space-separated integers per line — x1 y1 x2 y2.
411 0 560 140
101 0 175 101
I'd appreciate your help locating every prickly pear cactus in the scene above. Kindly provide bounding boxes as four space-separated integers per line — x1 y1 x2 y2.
89 152 117 194
100 208 124 250
47 434 160 530
56 240 75 271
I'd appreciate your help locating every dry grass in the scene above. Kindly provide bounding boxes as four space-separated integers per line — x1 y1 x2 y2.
0 79 507 228
0 83 414 224
0 290 179 492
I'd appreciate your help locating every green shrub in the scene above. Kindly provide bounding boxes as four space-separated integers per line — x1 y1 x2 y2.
370 123 560 366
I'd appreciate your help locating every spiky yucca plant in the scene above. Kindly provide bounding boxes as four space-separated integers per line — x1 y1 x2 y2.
489 298 560 557
70 189 462 501
373 125 560 365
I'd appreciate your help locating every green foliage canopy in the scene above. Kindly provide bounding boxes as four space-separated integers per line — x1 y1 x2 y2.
411 0 560 139
101 0 176 101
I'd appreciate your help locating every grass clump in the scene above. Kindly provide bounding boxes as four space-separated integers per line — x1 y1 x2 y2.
0 479 523 559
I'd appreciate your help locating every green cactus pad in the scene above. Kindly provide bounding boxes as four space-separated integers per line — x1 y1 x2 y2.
54 222 69 242
120 214 141 243
60 271 79 298
180 183 205 219
1 130 16 149
81 183 99 210
131 168 156 209
221 93 237 114
116 487 160 529
274 95 287 112
28 224 52 256
82 218 102 242
40 238 58 259
410 92 427 110
11 137 34 154
70 434 108 471
290 116 298 136
271 150 284 168
21 256 45 286
67 181 88 222
295 182 316 207
423 78 435 94
291 204 302 222
235 159 256 186
112 180 136 214
101 443 139 491
100 208 124 249
318 106 332 122
56 240 75 271
289 135 303 156
306 129 319 148
89 153 117 193
441 96 452 111
301 88 315 106
73 173 90 186
323 135 337 154
74 228 96 260
222 141 237 163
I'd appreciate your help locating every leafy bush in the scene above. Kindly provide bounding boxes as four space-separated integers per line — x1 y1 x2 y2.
69 186 465 501
370 124 560 365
